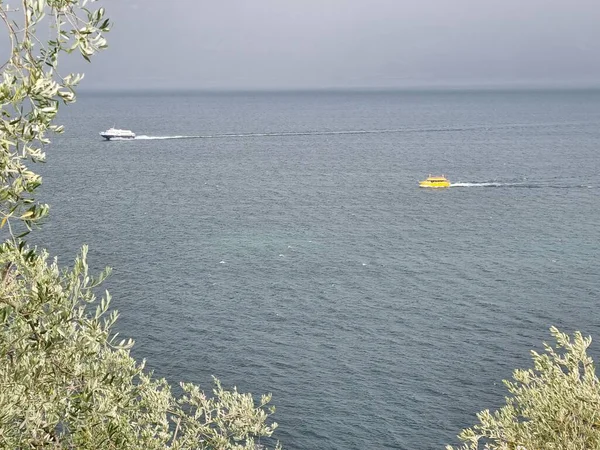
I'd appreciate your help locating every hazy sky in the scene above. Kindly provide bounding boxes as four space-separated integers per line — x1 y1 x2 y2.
73 0 600 90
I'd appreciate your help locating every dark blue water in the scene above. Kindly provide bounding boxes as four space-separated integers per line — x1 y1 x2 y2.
36 90 600 449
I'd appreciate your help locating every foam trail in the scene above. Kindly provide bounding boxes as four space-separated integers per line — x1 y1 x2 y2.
135 135 201 140
133 129 408 140
450 182 597 189
132 127 470 141
450 182 507 187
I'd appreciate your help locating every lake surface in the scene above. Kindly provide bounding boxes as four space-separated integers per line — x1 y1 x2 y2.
35 89 600 449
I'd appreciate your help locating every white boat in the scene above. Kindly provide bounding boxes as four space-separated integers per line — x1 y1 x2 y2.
99 127 136 140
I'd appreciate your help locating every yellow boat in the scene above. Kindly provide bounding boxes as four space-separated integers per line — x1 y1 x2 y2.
419 174 451 188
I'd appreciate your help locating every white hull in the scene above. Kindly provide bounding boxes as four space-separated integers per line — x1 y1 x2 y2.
99 128 136 140
100 133 136 140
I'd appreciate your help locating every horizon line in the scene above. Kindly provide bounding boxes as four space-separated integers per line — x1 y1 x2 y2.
77 83 600 95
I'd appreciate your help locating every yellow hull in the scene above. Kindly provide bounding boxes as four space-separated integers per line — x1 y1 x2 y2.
419 180 450 188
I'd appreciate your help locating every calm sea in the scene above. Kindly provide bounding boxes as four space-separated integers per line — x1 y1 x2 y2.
35 89 600 449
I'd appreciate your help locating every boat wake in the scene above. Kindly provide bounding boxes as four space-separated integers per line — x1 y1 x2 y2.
135 135 199 140
451 182 508 187
450 182 596 189
135 127 506 140
134 129 411 140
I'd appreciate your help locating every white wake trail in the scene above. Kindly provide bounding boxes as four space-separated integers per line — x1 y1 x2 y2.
132 128 415 141
450 182 506 187
135 135 201 140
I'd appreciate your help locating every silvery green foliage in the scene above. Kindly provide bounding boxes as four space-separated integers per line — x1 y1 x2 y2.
447 327 600 450
0 243 279 449
0 0 109 231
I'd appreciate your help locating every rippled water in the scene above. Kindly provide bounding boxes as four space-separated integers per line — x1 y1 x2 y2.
34 90 600 449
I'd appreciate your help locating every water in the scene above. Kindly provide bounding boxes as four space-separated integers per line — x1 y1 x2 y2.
33 89 600 449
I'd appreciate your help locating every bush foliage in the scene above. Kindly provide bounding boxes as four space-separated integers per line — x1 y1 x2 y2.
0 244 278 448
448 327 600 450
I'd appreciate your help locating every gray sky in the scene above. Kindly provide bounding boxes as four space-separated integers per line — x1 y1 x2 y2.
74 0 600 90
